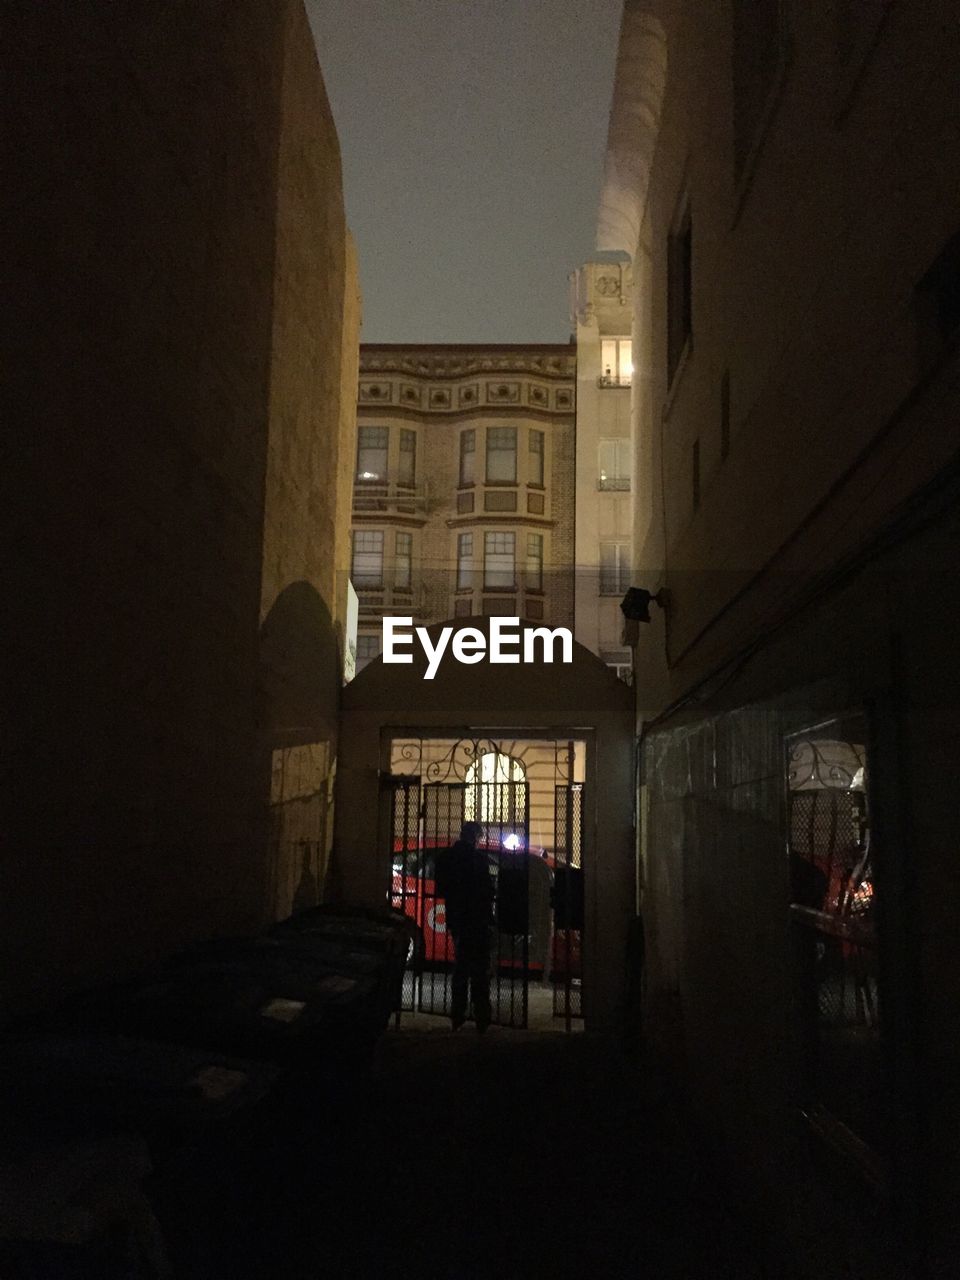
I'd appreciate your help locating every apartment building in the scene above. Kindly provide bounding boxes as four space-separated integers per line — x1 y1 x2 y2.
570 257 635 681
600 1 960 1274
350 344 576 666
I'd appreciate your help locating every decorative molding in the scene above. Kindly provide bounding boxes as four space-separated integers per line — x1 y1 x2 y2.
359 380 393 403
486 381 520 405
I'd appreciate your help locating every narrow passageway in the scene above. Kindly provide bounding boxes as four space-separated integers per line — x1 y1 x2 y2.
259 1027 753 1280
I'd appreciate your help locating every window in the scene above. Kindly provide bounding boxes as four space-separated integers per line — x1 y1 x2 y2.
599 541 630 595
356 426 388 482
732 0 786 182
456 532 474 590
720 369 731 460
598 439 630 491
529 430 544 486
526 533 543 592
351 529 384 588
398 429 416 487
667 204 692 387
484 531 515 589
459 429 476 486
395 531 412 589
464 751 525 826
486 427 517 484
599 338 633 386
356 634 380 662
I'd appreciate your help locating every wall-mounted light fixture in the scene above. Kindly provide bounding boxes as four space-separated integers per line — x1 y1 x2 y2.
620 586 667 623
620 586 667 647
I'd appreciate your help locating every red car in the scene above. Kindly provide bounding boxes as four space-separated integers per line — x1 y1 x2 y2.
391 838 581 978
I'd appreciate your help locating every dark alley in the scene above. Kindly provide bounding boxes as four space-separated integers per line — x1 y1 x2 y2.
178 1025 753 1280
6 1 960 1277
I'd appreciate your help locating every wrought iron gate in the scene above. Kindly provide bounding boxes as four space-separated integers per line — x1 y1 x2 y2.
387 737 585 1031
552 783 584 1025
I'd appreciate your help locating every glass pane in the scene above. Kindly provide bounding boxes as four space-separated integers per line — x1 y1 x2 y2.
486 427 517 483
459 429 475 486
529 430 544 486
398 429 416 486
357 426 388 481
484 531 515 587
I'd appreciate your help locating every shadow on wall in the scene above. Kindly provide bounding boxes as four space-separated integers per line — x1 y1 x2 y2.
260 581 342 918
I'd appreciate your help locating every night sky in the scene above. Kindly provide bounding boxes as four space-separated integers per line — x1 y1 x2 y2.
306 0 624 344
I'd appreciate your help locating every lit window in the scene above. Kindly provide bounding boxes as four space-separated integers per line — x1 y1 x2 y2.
599 541 630 595
484 531 515 589
464 752 525 826
600 339 632 386
457 533 474 590
395 531 412 589
486 427 517 484
459 429 476 487
529 429 544 486
351 529 384 588
598 439 630 490
356 426 388 482
667 204 692 387
526 533 543 592
398 429 416 487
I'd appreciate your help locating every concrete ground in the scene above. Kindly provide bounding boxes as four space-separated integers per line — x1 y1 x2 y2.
222 1023 759 1280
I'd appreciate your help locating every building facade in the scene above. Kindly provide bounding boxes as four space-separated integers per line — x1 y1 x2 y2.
5 0 359 1011
571 257 635 680
350 344 577 666
600 1 960 1275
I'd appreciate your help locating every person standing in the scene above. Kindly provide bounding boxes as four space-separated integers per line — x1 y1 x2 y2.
434 821 495 1032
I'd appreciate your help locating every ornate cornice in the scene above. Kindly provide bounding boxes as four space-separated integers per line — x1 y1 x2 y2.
360 345 576 381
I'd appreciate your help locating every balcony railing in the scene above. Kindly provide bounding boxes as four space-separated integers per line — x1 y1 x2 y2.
353 478 426 514
597 374 632 388
597 476 631 491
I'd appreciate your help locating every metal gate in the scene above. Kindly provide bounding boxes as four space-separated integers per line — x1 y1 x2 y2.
387 765 533 1029
552 783 584 1025
387 737 585 1031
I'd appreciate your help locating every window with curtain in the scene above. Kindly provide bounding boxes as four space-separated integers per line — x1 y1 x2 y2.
456 532 474 589
526 533 543 592
356 426 388 481
599 541 630 595
459 429 476 486
598 439 630 490
486 427 517 484
351 529 384 588
395 531 412 589
529 429 544 486
398 429 416 487
600 339 633 386
484 531 515 589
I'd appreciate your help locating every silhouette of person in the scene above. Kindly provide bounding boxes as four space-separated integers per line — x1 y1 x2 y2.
434 821 495 1032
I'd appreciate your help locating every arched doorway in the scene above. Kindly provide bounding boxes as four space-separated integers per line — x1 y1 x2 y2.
334 617 634 1034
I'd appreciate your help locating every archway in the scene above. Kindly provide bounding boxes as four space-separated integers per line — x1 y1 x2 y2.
334 617 634 1034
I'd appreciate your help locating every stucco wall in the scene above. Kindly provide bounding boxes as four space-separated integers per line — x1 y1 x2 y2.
334 618 635 1031
3 1 353 1014
603 1 960 1270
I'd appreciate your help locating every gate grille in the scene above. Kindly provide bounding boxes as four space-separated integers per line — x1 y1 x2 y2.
553 784 584 1024
388 774 532 1029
